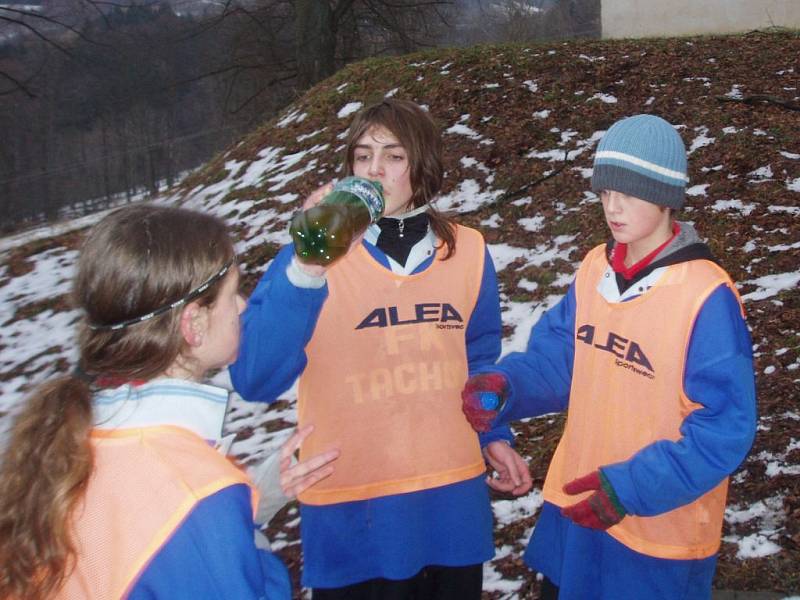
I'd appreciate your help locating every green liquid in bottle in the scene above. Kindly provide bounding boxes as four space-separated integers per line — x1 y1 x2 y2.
290 177 384 266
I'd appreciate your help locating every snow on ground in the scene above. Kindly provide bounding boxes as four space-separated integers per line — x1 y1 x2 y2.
724 495 785 559
1 82 799 595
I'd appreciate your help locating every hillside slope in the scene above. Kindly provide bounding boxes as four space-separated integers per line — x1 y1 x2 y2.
1 30 798 597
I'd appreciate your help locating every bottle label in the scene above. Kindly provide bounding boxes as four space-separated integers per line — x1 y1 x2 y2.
335 177 385 222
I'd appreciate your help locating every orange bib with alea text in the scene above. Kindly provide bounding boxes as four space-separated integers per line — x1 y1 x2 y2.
298 225 487 505
544 245 743 560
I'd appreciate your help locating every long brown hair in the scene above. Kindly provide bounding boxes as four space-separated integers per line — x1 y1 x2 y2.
0 205 234 600
343 98 457 259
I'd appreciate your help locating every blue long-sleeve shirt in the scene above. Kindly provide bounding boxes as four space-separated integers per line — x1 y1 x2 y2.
132 485 290 599
91 380 291 599
478 252 756 599
488 282 756 516
230 238 508 588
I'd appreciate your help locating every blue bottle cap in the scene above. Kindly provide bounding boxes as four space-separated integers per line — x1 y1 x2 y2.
478 391 500 411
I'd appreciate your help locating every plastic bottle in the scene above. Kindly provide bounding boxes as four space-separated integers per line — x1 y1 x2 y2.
290 177 385 266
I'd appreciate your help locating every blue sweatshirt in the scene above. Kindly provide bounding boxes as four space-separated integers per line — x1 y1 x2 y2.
480 238 756 599
231 238 508 588
92 380 291 599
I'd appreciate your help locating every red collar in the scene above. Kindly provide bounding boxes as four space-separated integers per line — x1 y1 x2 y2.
610 222 680 281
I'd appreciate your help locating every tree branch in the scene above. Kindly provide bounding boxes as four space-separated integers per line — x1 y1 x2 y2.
717 94 800 112
493 150 571 205
0 6 109 48
0 70 36 98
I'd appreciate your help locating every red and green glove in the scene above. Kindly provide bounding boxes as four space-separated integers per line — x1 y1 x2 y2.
461 372 508 432
561 470 627 530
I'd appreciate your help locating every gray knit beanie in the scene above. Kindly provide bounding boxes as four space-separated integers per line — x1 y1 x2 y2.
591 114 689 209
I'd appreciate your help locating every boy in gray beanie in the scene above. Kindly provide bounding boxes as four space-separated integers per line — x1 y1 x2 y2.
461 114 757 599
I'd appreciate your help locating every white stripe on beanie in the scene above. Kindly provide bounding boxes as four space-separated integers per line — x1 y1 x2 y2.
595 150 689 183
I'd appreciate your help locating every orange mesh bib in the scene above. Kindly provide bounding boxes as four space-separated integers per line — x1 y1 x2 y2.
298 225 487 505
544 245 741 559
59 426 256 599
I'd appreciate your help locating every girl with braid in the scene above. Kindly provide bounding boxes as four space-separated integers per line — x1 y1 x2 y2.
0 205 338 600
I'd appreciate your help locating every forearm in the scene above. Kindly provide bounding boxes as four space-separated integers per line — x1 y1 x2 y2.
490 287 577 425
230 246 327 402
603 286 757 515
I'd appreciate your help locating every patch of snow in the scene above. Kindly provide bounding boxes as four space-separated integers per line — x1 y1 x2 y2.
688 126 715 155
588 93 617 104
727 534 781 559
337 102 363 118
435 179 502 213
725 84 744 99
493 489 544 526
748 165 774 182
500 295 565 355
686 184 709 197
297 128 326 142
460 157 491 174
276 109 307 128
481 213 502 228
522 80 539 93
768 205 800 216
446 123 482 140
518 215 545 232
710 199 757 216
741 272 800 301
527 130 604 162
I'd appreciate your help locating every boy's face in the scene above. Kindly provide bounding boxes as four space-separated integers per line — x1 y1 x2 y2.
600 190 672 259
352 125 414 216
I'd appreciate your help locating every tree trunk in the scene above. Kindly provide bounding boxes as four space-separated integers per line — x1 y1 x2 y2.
295 0 338 88
101 118 112 205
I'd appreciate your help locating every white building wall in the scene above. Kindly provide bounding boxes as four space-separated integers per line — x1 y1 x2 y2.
602 0 800 38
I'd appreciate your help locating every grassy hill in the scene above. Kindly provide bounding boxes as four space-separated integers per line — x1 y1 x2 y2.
1 29 799 597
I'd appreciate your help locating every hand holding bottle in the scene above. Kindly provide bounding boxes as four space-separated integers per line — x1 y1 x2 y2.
290 177 385 267
291 183 334 278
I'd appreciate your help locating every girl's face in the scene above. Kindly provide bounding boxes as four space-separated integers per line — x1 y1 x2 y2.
352 125 414 217
600 190 672 263
196 267 246 374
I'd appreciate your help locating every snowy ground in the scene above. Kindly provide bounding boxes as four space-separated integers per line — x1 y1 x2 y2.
1 33 798 598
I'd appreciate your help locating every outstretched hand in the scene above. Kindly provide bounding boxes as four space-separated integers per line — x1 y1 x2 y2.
279 424 339 498
483 440 532 496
